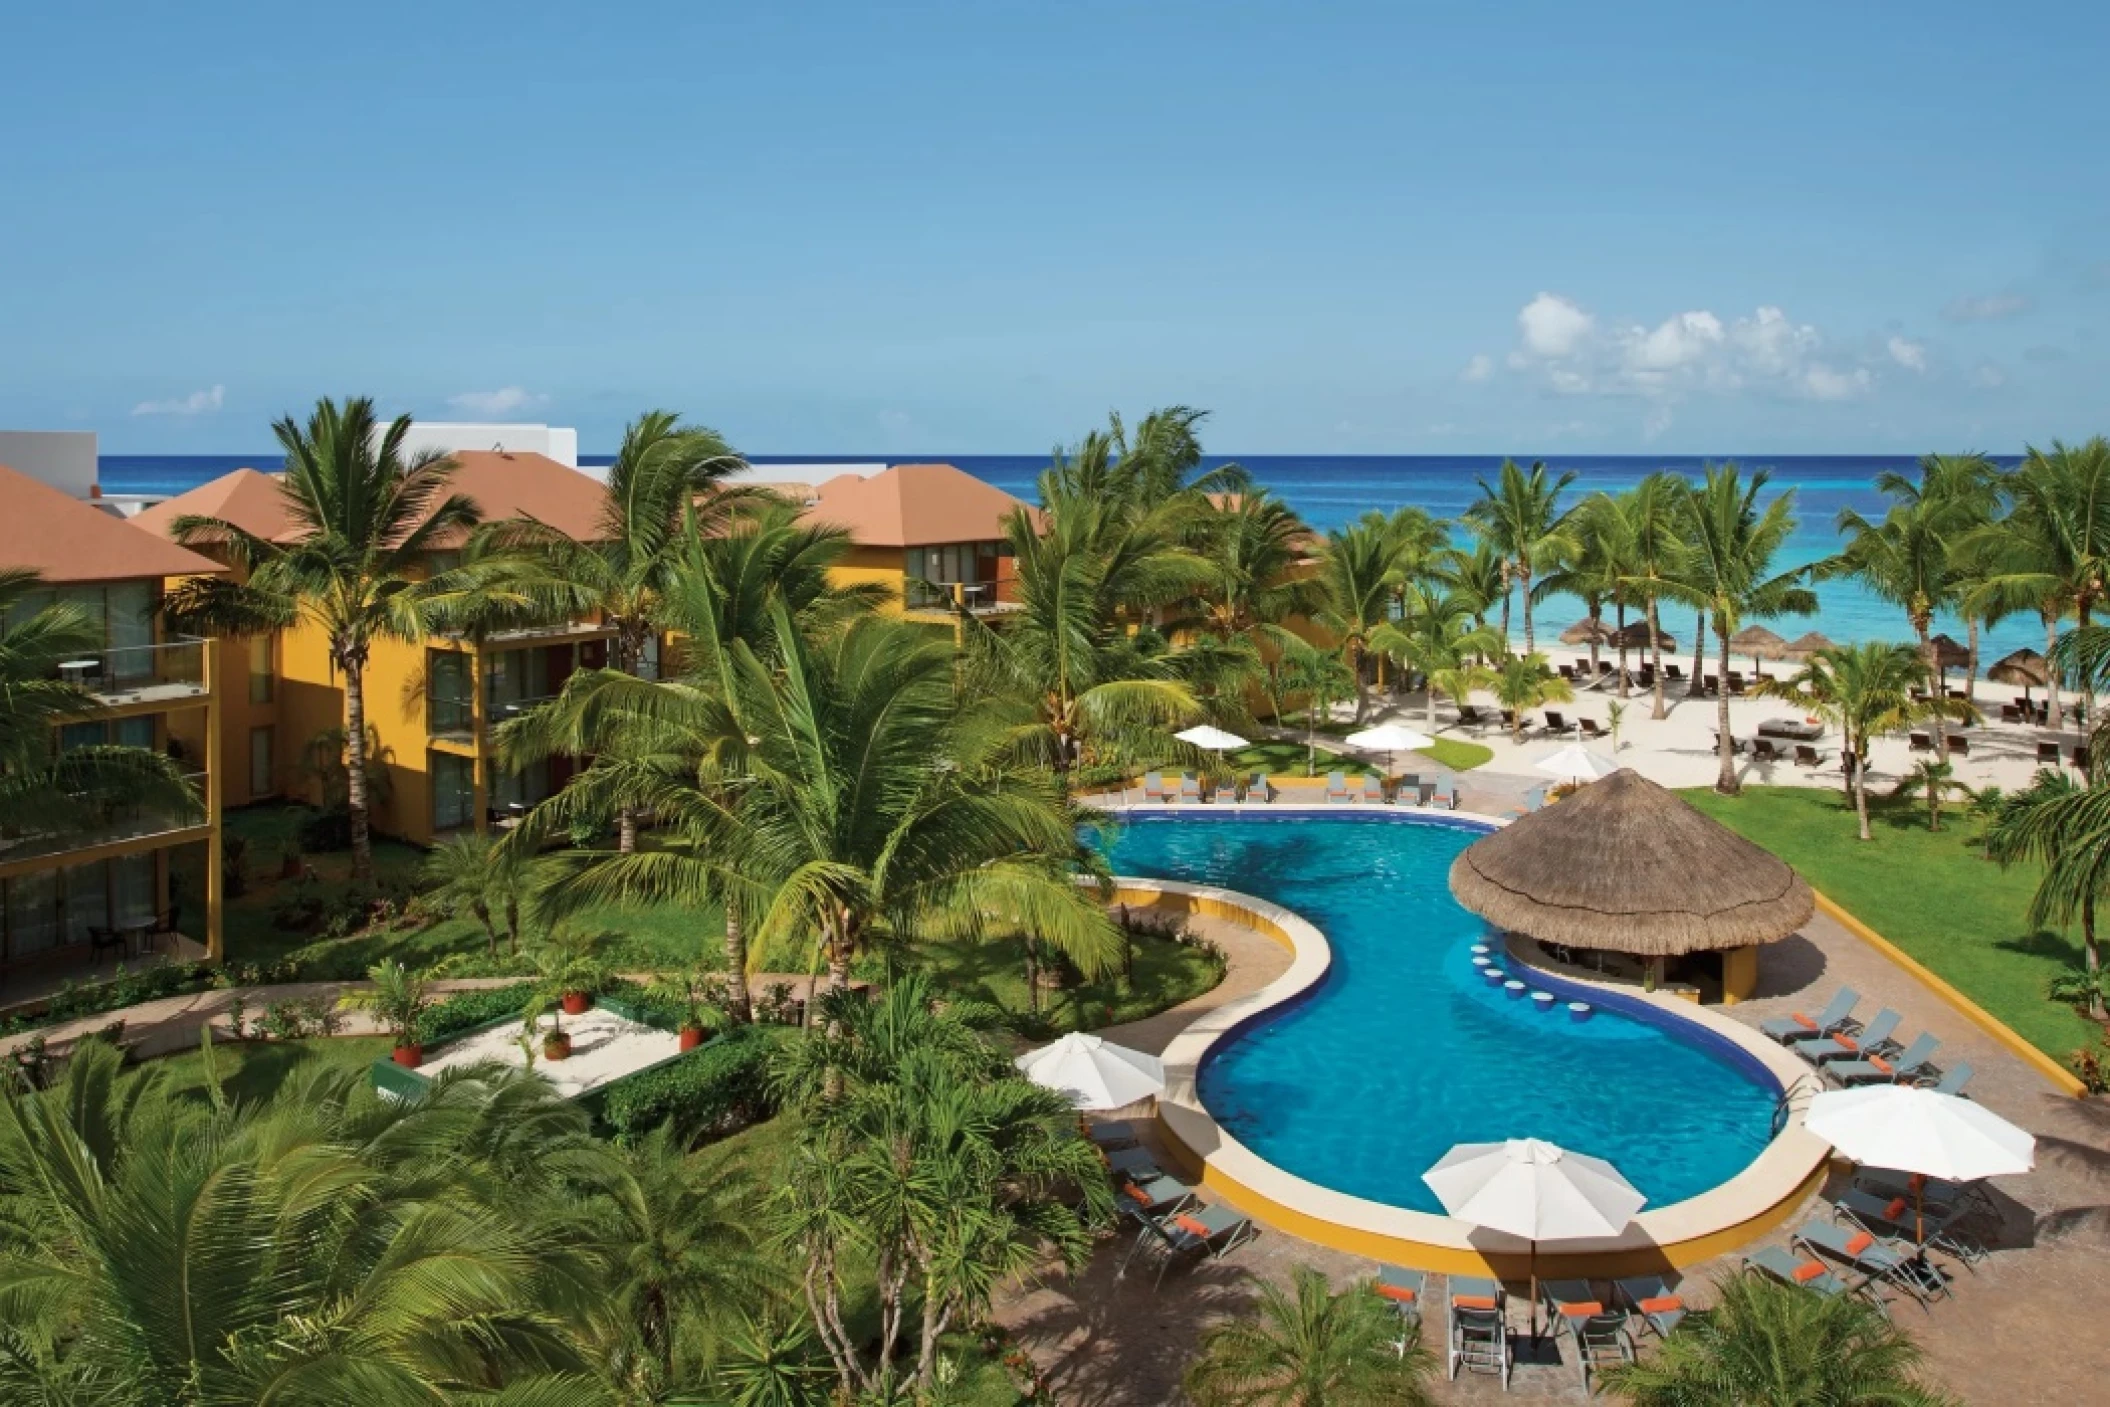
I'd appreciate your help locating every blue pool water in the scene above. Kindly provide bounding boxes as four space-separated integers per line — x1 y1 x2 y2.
1099 812 1780 1215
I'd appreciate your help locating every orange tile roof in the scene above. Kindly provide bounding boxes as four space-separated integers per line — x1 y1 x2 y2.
0 463 224 584
131 451 610 551
799 463 1031 548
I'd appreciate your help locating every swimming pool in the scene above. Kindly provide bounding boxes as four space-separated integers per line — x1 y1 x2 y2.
1100 811 1782 1216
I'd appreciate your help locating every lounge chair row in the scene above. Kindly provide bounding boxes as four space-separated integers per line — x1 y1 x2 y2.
1760 987 1972 1092
1137 770 1458 808
1379 1270 1691 1393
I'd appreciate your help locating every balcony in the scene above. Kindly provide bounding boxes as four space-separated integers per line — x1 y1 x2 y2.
905 579 1023 618
0 771 209 868
56 638 210 708
430 693 477 742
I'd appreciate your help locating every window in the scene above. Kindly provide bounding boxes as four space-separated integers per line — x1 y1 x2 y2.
248 635 275 704
105 582 154 682
5 871 60 960
432 752 476 832
62 863 109 947
115 716 154 750
250 726 274 798
112 853 155 928
428 651 473 735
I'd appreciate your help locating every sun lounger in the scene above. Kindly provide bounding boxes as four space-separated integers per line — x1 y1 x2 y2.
1445 1276 1510 1388
2038 741 2062 765
1909 732 1932 752
1703 674 1720 694
2002 703 2022 723
1761 987 1859 1045
1326 771 1351 804
1834 1187 1986 1268
1742 1246 1872 1309
1456 704 1487 727
1795 743 1824 767
1105 1145 1162 1179
1142 772 1166 803
1665 664 1685 682
1578 718 1604 740
1752 738 1779 761
1558 663 1577 682
1572 1310 1635 1391
1362 774 1386 803
1111 1174 1197 1232
1853 1168 1996 1222
2076 745 2092 770
1798 1008 1900 1067
1131 1201 1257 1289
1794 1220 1944 1308
1374 1265 1427 1346
1831 1031 1940 1086
1397 772 1421 804
1950 733 1969 756
1420 777 1455 809
1252 773 1275 802
1915 1060 1973 1096
1544 710 1572 734
1613 1275 1687 1339
1088 1119 1140 1149
1539 1279 1613 1343
1178 772 1201 803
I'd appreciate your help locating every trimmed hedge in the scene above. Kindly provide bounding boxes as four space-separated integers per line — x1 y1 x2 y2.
422 983 534 1044
601 1023 784 1145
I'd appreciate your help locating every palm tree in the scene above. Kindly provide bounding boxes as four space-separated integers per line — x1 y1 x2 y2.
1183 1266 1435 1407
1433 538 1507 650
1761 643 1936 841
418 831 528 956
163 396 480 879
1894 757 1968 832
1314 519 1404 723
1378 585 1500 728
0 569 199 846
1535 491 1629 686
1463 457 1578 656
1830 484 1967 759
1598 1271 1957 1406
1673 465 1818 795
1274 640 1357 775
1191 488 1325 645
1616 472 1692 720
1490 652 1575 743
1970 439 2110 731
1987 768 2110 1019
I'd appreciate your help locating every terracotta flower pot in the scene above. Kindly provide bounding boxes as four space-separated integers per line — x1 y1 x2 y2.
560 991 592 1016
679 1024 706 1051
543 1031 573 1061
391 1044 424 1069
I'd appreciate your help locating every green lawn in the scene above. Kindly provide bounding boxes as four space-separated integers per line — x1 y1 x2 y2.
1227 736 1490 779
1682 785 2096 1061
1417 737 1494 772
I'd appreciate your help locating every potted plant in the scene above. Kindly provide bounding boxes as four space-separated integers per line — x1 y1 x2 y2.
337 961 432 1068
532 924 609 1016
524 995 570 1062
278 837 303 881
648 967 728 1050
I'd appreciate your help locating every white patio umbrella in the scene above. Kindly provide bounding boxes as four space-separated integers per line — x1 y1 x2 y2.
1343 722 1436 775
1806 1085 2035 1242
1424 1138 1646 1338
1174 724 1250 753
1015 1032 1166 1112
1534 743 1619 785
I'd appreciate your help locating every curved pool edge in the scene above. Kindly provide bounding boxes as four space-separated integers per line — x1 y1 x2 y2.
1091 802 1835 1275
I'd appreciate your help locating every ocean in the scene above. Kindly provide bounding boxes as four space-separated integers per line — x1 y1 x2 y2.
98 453 2036 664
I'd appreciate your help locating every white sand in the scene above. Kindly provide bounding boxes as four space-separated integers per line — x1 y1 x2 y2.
419 1006 680 1098
1352 645 2090 798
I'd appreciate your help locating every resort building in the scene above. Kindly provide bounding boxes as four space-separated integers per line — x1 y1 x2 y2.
0 463 226 986
798 463 1029 620
134 450 632 846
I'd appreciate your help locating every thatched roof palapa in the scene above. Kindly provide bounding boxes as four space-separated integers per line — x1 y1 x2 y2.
1926 633 1971 670
1448 769 1814 955
1561 619 1613 646
1783 631 1836 659
1609 619 1673 650
1728 625 1789 660
1987 648 2050 689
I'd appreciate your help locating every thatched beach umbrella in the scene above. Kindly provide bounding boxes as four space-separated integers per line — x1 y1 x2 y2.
1783 630 1836 659
1609 619 1673 651
1728 625 1789 673
1926 633 1971 692
1988 648 2051 709
1560 618 1612 646
1448 769 1814 960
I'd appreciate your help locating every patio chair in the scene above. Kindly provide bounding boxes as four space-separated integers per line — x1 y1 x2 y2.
1613 1275 1687 1339
1797 1008 1901 1067
87 924 127 964
1742 1247 1872 1310
1445 1276 1510 1389
1326 771 1351 804
1135 1201 1258 1289
1795 743 1824 767
1374 1265 1426 1350
1142 771 1166 803
1831 1031 1940 1086
1178 772 1202 803
1760 986 1859 1045
1947 688 1968 702
1949 733 1969 757
1727 673 1748 696
1908 732 1932 752
1793 1221 1945 1308
2038 740 2063 765
1544 710 1572 734
1915 1060 1974 1097
1361 773 1386 803
2002 702 2023 724
1558 663 1577 682
1833 1187 1986 1268
1752 738 1779 761
1578 717 1604 740
1104 1145 1162 1179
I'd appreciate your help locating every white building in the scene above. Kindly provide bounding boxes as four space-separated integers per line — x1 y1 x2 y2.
0 430 99 500
398 422 579 469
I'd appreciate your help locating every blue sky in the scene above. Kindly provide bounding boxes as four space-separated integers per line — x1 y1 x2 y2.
4 1 2105 455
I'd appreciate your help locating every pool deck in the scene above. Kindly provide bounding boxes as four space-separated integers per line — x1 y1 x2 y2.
997 796 2110 1403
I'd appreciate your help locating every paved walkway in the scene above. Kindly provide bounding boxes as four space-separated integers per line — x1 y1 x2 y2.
993 877 2110 1404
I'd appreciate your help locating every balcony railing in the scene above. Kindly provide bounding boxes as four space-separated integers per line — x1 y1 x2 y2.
0 771 209 866
55 638 209 705
430 694 477 740
905 580 1022 616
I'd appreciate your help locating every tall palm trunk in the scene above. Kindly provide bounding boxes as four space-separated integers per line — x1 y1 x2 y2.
1647 597 1668 720
618 809 638 852
1714 624 1738 795
2085 889 2104 1021
1498 575 1513 656
1615 602 1631 698
2046 611 2065 732
1587 602 1603 676
1965 618 1980 710
1916 620 1948 762
1688 610 1707 698
722 907 753 1024
342 655 375 881
1350 642 1370 723
1520 566 1537 656
1851 736 1873 841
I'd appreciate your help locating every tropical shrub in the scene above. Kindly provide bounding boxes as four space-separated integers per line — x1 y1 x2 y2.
1183 1265 1435 1406
601 1024 783 1144
420 981 537 1044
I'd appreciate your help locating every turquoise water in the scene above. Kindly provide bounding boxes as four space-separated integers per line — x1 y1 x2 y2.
1100 811 1780 1215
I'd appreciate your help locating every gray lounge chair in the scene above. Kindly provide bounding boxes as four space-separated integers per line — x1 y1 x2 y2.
1113 1173 1195 1224
1134 1201 1258 1289
1375 1265 1426 1350
1761 987 1859 1045
1105 1146 1161 1179
1326 770 1351 804
1445 1276 1510 1388
1252 772 1276 802
1238 771 1266 801
1834 1186 1985 1268
1743 1246 1872 1309
1798 1008 1900 1067
1572 1311 1635 1391
1916 1060 1974 1097
1613 1275 1687 1339
1794 1220 1943 1308
1178 772 1202 803
1831 1032 1940 1086
1141 772 1166 803
1539 1280 1616 1353
1088 1120 1139 1149
1852 1168 1996 1221
1362 773 1386 803
1456 704 1488 727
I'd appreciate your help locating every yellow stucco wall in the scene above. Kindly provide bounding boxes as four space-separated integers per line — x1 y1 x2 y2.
830 546 908 613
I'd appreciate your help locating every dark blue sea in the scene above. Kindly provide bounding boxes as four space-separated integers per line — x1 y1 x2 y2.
98 453 2033 661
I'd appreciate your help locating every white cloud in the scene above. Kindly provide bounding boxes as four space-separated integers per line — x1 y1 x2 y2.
1971 363 2007 388
1626 310 1724 372
131 385 225 417
1802 364 1873 401
1517 292 1594 358
446 386 541 416
1886 336 1927 372
1460 353 1494 383
1942 292 2031 323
